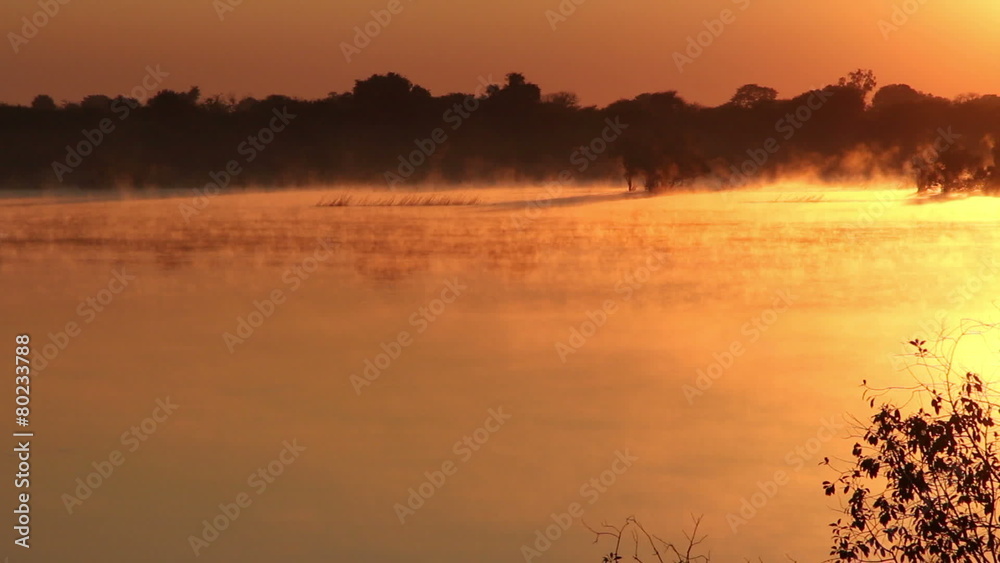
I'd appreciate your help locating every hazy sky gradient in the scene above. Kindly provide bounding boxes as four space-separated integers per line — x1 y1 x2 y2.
2 0 999 107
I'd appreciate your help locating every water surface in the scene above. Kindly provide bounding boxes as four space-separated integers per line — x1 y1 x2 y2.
2 185 999 562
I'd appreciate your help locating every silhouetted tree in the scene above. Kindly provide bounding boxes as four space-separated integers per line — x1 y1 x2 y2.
235 96 260 112
183 86 201 105
80 95 112 112
491 72 542 105
30 95 56 111
839 68 878 96
871 84 930 110
543 92 581 109
353 73 430 107
147 88 200 112
729 84 777 109
955 92 982 104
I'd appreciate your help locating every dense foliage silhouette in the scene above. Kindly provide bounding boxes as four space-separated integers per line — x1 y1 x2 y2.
4 69 1000 194
826 329 1000 562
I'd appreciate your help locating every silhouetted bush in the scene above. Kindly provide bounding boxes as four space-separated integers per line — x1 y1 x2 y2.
826 324 1000 561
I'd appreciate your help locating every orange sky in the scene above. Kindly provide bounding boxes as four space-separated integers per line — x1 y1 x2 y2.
2 0 999 107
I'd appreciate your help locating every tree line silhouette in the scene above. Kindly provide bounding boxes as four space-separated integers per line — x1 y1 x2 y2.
3 69 1000 194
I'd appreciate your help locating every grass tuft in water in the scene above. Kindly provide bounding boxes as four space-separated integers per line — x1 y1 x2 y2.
317 194 481 207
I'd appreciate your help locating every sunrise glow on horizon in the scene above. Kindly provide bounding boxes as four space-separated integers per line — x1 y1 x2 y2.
2 0 1000 107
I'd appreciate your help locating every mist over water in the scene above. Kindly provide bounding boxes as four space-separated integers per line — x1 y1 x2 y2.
1 184 999 562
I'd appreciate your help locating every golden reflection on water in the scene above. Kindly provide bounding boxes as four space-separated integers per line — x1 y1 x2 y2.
0 184 999 563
